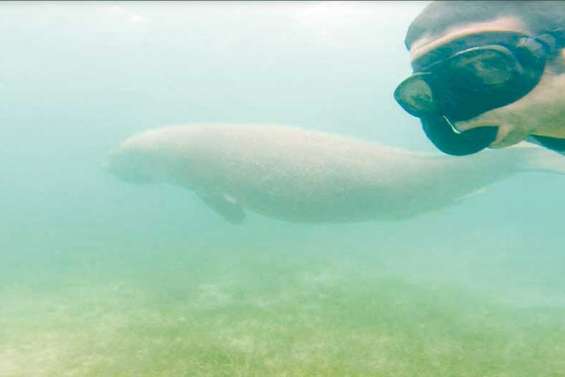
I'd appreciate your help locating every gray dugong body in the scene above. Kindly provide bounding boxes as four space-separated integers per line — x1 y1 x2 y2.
107 124 565 224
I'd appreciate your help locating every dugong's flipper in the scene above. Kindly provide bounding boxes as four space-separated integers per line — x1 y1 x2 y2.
197 192 246 224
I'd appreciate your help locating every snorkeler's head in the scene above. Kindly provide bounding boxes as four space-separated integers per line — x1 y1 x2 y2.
395 1 565 156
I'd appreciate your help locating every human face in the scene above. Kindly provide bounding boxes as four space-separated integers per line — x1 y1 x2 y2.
409 17 565 148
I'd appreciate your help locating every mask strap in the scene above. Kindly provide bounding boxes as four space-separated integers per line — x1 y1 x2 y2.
543 28 565 52
536 33 558 55
534 29 565 69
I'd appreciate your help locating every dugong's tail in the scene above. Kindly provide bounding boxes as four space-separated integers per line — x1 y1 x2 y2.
509 143 565 175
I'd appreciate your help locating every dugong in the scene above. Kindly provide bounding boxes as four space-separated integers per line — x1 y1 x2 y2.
107 124 565 224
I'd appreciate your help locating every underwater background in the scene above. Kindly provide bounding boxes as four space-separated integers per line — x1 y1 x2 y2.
2 2 565 376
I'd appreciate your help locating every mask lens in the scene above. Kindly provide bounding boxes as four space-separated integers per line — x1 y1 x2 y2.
446 46 516 88
393 73 438 117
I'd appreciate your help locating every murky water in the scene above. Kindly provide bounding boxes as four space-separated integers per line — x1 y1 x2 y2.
2 2 565 376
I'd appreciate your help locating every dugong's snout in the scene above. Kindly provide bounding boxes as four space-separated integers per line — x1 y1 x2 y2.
105 149 158 184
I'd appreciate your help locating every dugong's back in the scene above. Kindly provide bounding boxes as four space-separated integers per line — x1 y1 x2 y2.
114 124 565 223
162 125 430 222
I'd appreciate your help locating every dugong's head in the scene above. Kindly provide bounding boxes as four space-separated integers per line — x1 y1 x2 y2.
106 128 190 185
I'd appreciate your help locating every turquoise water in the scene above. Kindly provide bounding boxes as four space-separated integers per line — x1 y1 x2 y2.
2 2 565 376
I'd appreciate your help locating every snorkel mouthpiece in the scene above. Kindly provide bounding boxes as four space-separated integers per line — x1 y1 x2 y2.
421 115 498 156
